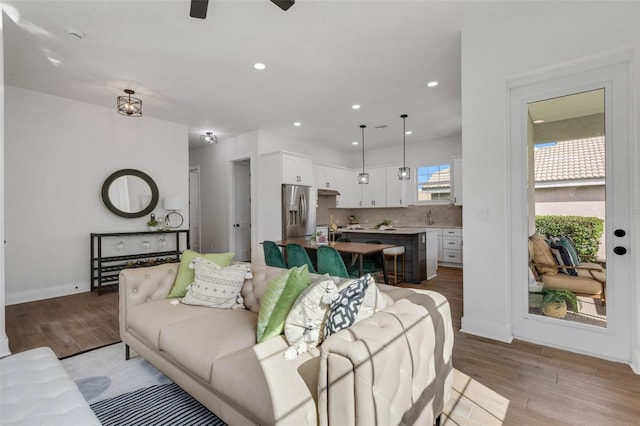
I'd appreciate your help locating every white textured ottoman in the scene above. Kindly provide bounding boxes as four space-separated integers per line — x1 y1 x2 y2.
1 347 101 426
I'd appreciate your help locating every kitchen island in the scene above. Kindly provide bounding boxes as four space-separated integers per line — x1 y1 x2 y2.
342 227 439 284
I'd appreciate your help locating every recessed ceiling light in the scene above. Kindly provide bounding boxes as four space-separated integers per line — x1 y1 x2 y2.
405 130 412 135
352 104 361 110
293 122 301 127
352 141 359 145
533 119 545 124
427 81 438 87
254 63 266 70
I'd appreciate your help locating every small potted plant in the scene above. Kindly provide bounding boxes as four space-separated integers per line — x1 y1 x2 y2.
309 231 324 246
374 219 392 230
147 213 159 231
539 288 582 318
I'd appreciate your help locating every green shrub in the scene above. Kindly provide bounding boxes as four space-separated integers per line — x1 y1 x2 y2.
535 215 604 262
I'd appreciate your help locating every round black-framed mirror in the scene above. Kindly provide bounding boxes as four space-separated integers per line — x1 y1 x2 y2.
101 169 159 218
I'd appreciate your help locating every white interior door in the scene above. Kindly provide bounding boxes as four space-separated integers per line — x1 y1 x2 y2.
233 160 251 261
189 166 201 252
509 56 633 363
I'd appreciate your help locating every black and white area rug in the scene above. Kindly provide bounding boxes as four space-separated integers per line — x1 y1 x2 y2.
61 342 226 425
91 383 226 426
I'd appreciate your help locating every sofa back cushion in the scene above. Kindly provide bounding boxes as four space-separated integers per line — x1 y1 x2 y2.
241 264 353 314
242 265 294 313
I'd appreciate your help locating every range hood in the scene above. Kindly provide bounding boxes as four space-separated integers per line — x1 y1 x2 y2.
317 188 341 196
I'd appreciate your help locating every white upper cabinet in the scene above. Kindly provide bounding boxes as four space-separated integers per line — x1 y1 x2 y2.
361 167 387 207
314 162 412 208
452 156 463 206
281 152 314 186
316 165 347 192
385 166 409 207
316 164 350 207
344 170 362 208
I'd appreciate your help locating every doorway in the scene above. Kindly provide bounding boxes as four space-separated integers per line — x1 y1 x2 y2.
509 57 632 363
528 89 607 327
189 166 201 252
232 159 251 262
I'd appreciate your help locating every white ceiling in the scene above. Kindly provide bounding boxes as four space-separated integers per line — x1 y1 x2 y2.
528 89 605 123
3 1 463 152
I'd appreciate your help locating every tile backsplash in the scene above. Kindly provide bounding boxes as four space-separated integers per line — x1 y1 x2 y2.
317 196 462 228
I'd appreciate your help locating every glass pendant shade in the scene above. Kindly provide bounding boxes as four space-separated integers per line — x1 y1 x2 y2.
358 172 369 184
358 124 369 184
117 89 142 117
398 166 411 180
398 114 410 180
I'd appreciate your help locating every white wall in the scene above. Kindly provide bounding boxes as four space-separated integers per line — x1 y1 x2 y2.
460 1 639 359
0 12 8 356
354 134 462 170
4 86 189 304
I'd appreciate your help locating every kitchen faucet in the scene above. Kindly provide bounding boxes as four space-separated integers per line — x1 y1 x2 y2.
427 210 434 225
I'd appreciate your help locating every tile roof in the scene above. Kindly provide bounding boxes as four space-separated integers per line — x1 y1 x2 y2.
534 136 605 183
421 169 451 189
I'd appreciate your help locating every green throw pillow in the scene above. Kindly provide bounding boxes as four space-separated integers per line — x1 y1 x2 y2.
168 249 235 298
256 270 293 343
261 265 311 341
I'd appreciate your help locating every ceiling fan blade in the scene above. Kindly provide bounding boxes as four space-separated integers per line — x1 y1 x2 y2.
190 0 209 19
271 0 295 11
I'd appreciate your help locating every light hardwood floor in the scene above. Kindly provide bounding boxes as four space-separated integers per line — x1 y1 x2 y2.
5 268 640 424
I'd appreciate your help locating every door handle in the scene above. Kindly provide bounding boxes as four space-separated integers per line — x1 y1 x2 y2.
614 246 627 255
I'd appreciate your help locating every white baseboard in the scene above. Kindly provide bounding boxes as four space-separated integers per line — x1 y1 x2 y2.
460 316 514 343
5 281 92 305
0 335 10 357
631 348 640 375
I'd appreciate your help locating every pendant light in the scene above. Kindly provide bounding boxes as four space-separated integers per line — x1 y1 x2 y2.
117 89 143 117
357 124 369 184
398 114 410 180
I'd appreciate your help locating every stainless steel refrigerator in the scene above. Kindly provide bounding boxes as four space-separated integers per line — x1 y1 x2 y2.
282 184 316 240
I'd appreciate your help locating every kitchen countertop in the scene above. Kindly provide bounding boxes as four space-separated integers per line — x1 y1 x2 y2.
342 227 441 235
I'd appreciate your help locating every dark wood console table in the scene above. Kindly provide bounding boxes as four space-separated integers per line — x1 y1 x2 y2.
90 230 189 295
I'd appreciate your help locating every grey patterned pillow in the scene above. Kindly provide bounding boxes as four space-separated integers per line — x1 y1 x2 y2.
324 275 369 337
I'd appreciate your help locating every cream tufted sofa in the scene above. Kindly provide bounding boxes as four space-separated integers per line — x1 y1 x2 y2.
120 262 454 425
0 346 101 425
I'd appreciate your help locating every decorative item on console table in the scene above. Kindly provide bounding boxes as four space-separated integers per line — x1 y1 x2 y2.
90 230 189 295
147 213 159 231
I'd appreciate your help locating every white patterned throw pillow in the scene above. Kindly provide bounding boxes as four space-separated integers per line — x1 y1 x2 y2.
180 258 247 309
283 275 340 360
